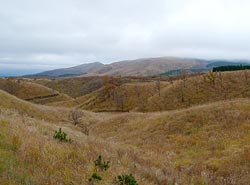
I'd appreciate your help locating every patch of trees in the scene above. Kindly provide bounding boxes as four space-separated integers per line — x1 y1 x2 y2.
213 65 250 72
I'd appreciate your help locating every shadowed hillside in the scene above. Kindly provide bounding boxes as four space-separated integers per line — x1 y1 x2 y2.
0 78 72 105
33 76 106 98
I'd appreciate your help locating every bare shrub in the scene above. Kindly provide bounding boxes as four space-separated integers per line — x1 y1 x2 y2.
70 109 83 125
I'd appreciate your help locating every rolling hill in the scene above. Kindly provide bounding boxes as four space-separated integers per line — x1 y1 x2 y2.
29 57 207 77
1 87 250 184
0 78 72 105
89 99 250 184
28 62 104 77
45 70 250 112
28 57 250 78
3 68 250 184
86 57 206 76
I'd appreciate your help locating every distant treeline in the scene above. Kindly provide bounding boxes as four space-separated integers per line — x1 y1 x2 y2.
213 65 250 72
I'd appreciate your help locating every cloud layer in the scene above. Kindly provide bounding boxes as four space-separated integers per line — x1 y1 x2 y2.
1 0 250 75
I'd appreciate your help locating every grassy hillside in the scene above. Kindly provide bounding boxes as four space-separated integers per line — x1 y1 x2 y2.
89 99 250 184
146 70 250 111
2 70 250 184
0 109 154 185
33 77 105 98
0 78 71 105
86 57 205 76
70 70 250 112
0 90 70 122
77 81 169 112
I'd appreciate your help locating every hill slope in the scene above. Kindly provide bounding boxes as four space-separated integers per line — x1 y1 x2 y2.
89 99 250 184
87 57 206 76
54 70 250 112
0 78 72 105
2 81 250 184
0 89 70 122
29 62 104 77
147 70 250 111
30 57 206 77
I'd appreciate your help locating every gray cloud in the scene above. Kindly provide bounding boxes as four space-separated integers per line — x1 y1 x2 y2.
1 0 250 75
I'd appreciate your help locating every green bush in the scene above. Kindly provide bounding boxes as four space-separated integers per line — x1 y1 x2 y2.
88 173 102 182
94 155 110 171
88 155 110 184
115 174 138 185
53 128 72 143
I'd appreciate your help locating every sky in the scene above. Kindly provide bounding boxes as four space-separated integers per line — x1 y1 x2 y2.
1 0 250 76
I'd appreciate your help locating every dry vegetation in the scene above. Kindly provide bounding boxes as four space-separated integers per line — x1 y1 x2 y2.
0 110 154 184
147 70 250 111
33 76 105 98
0 78 72 105
69 70 250 112
90 99 250 184
77 81 169 112
1 70 250 184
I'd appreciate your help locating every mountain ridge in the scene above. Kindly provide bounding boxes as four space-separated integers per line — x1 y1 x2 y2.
26 57 250 77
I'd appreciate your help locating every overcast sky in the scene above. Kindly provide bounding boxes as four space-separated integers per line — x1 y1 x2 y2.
1 0 250 75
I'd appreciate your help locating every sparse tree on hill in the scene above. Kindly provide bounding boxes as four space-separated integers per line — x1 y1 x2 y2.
70 109 83 125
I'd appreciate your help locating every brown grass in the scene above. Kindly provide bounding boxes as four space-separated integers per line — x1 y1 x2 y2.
0 78 72 105
147 70 250 111
2 70 250 184
89 99 250 184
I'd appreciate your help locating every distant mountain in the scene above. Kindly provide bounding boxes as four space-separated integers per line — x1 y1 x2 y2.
28 57 250 77
27 62 104 77
86 57 206 76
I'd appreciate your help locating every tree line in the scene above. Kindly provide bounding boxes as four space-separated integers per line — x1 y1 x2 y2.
213 65 250 72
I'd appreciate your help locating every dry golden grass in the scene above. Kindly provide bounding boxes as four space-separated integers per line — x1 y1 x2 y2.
33 76 105 98
89 99 250 184
0 109 156 185
77 81 169 112
0 78 72 105
0 99 250 185
0 90 71 122
2 70 250 184
61 70 250 113
147 70 250 111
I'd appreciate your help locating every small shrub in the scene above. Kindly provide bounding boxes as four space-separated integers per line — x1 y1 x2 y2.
88 155 110 184
70 109 83 125
88 173 102 184
94 155 110 171
53 128 72 143
115 174 138 185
